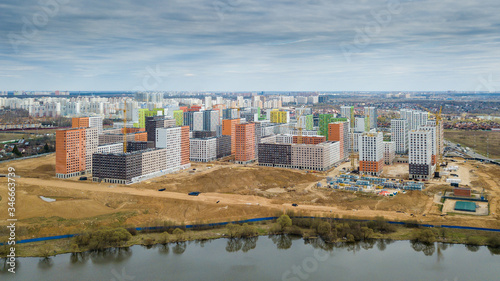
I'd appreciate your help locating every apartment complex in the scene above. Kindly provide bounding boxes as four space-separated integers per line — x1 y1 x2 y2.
400 109 428 131
235 123 256 164
72 116 103 134
364 106 377 129
318 114 336 136
92 148 168 184
56 128 87 178
156 126 191 173
96 142 123 154
173 110 184 126
216 135 232 159
340 106 354 128
203 110 220 131
391 119 408 154
358 132 384 176
270 109 290 124
190 138 217 162
138 108 164 128
328 121 350 160
145 116 176 146
222 118 240 155
258 141 340 171
418 125 437 165
99 131 147 145
292 135 326 145
409 130 434 180
383 141 395 165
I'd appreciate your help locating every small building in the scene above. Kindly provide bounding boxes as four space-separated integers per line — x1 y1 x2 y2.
453 187 471 197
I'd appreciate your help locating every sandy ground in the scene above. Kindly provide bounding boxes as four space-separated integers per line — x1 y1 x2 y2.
1 154 499 239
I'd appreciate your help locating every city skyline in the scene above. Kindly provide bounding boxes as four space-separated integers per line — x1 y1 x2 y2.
1 0 500 92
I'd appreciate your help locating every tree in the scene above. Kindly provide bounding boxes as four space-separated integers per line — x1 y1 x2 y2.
173 228 185 242
413 229 435 244
13 145 22 157
277 214 292 231
317 222 331 237
44 143 50 153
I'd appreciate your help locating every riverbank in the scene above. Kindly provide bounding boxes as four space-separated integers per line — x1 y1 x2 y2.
3 216 500 258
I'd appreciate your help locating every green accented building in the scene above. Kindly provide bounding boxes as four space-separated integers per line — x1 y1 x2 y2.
173 110 184 126
137 108 165 128
319 115 347 136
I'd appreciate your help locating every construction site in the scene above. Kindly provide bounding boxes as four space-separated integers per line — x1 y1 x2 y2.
1 149 499 241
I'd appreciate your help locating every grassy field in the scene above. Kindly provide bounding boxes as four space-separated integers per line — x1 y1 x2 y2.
0 132 29 142
445 130 500 159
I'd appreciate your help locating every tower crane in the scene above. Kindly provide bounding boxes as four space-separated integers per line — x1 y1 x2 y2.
295 107 305 144
418 105 443 177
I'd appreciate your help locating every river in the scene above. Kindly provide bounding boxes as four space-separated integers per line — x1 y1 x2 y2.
1 236 499 280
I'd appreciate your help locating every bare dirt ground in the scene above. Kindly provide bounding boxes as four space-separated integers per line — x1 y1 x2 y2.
1 154 499 239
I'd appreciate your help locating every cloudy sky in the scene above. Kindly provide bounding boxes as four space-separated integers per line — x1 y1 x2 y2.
1 0 500 91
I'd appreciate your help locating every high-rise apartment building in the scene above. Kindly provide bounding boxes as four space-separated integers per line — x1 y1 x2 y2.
222 118 240 154
72 116 103 134
156 126 191 173
173 110 184 126
364 106 377 129
270 110 290 124
400 109 428 131
359 132 384 176
391 119 408 154
203 110 220 132
56 128 86 178
145 116 176 146
92 148 168 184
235 123 256 164
384 141 395 165
340 106 354 128
409 130 433 180
418 125 437 165
190 138 217 162
328 121 350 160
55 127 98 178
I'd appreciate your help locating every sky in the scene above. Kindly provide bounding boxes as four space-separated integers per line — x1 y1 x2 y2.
1 0 500 92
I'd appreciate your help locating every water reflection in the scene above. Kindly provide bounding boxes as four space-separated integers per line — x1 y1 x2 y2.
0 258 20 274
225 237 259 253
488 247 500 255
158 244 170 255
37 258 53 270
70 252 90 265
270 235 293 250
172 242 187 255
410 241 435 256
89 248 132 264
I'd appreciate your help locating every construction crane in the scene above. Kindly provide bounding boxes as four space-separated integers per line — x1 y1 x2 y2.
418 105 443 177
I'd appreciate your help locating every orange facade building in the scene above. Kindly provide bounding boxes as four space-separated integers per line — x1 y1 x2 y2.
56 128 87 178
292 135 326 145
235 123 255 164
222 118 240 154
72 117 89 128
180 126 190 165
328 122 344 159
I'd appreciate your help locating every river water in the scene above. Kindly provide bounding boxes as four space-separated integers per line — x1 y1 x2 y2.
1 236 499 280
